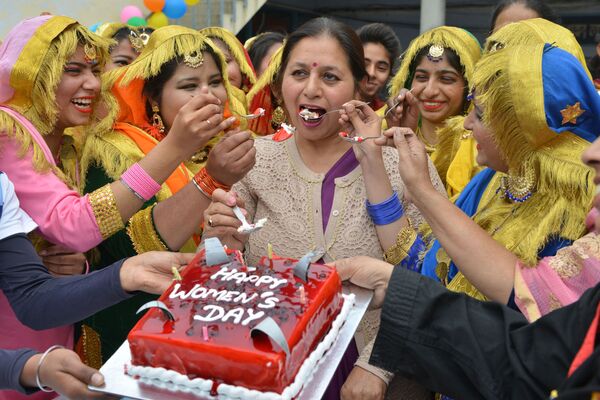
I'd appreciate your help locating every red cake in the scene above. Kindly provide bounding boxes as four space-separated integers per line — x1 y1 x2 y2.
127 246 346 397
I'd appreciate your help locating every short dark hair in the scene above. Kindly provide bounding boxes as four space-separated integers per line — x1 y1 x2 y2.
274 17 367 95
490 0 559 33
356 23 402 73
247 31 285 71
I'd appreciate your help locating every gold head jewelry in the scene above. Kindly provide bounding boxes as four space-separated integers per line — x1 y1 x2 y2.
129 31 150 53
83 43 98 64
184 51 204 68
427 44 444 62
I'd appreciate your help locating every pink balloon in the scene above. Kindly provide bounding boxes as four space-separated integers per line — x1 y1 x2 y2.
120 5 144 23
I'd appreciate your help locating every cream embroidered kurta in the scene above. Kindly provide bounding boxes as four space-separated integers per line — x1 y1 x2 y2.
233 136 445 349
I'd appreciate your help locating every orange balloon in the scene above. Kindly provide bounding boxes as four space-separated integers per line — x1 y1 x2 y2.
144 0 165 12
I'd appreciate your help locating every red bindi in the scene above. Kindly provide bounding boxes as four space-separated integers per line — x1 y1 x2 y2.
312 62 318 67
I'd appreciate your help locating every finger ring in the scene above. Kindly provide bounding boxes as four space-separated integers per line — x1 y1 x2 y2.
208 217 214 227
205 118 212 126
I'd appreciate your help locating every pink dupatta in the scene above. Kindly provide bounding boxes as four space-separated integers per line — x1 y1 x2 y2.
515 209 600 322
0 16 91 400
0 109 76 400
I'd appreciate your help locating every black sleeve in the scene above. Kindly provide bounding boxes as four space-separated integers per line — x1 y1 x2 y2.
0 348 37 393
0 233 133 330
370 267 600 400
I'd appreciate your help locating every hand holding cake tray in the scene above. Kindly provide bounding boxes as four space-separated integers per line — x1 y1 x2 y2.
90 238 371 400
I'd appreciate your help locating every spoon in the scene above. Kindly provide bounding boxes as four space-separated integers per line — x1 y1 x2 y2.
339 131 383 143
299 102 371 121
238 107 265 120
232 206 267 234
384 88 414 117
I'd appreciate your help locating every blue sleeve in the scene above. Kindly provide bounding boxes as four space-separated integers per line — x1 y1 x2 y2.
0 233 133 330
538 237 573 258
0 348 37 393
400 234 426 273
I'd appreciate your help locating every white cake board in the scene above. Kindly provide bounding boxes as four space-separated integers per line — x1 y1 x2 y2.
89 285 372 400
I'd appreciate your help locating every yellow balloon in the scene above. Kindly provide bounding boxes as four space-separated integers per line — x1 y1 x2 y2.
147 11 169 28
184 0 200 5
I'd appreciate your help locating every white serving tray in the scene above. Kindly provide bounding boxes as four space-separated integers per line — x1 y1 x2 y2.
89 285 372 400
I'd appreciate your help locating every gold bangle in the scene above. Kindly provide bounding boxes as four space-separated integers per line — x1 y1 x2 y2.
126 204 169 254
89 185 125 240
383 225 417 265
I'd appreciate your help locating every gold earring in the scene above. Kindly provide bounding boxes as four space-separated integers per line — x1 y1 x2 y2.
152 104 165 134
502 164 535 203
272 105 286 126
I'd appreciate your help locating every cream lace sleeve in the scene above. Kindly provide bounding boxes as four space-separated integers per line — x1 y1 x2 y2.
355 338 395 385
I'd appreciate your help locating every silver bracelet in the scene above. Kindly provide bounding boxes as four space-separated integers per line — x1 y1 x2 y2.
191 177 211 199
35 345 65 392
119 177 145 201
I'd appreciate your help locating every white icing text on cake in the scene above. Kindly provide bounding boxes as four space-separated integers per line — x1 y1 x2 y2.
168 266 289 326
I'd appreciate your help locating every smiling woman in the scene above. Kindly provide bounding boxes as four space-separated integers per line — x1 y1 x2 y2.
54 47 102 129
387 26 482 197
94 23 155 71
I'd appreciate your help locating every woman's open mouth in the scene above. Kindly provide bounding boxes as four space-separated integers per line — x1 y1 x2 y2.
298 105 326 125
71 97 94 113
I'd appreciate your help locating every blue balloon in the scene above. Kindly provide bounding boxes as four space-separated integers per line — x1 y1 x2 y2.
89 22 102 33
163 0 187 19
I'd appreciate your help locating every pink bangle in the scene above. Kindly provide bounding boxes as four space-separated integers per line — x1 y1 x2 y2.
120 163 161 201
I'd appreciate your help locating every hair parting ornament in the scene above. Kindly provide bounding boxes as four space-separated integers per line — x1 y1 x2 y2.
427 44 444 62
83 43 98 64
129 30 151 53
184 51 204 68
